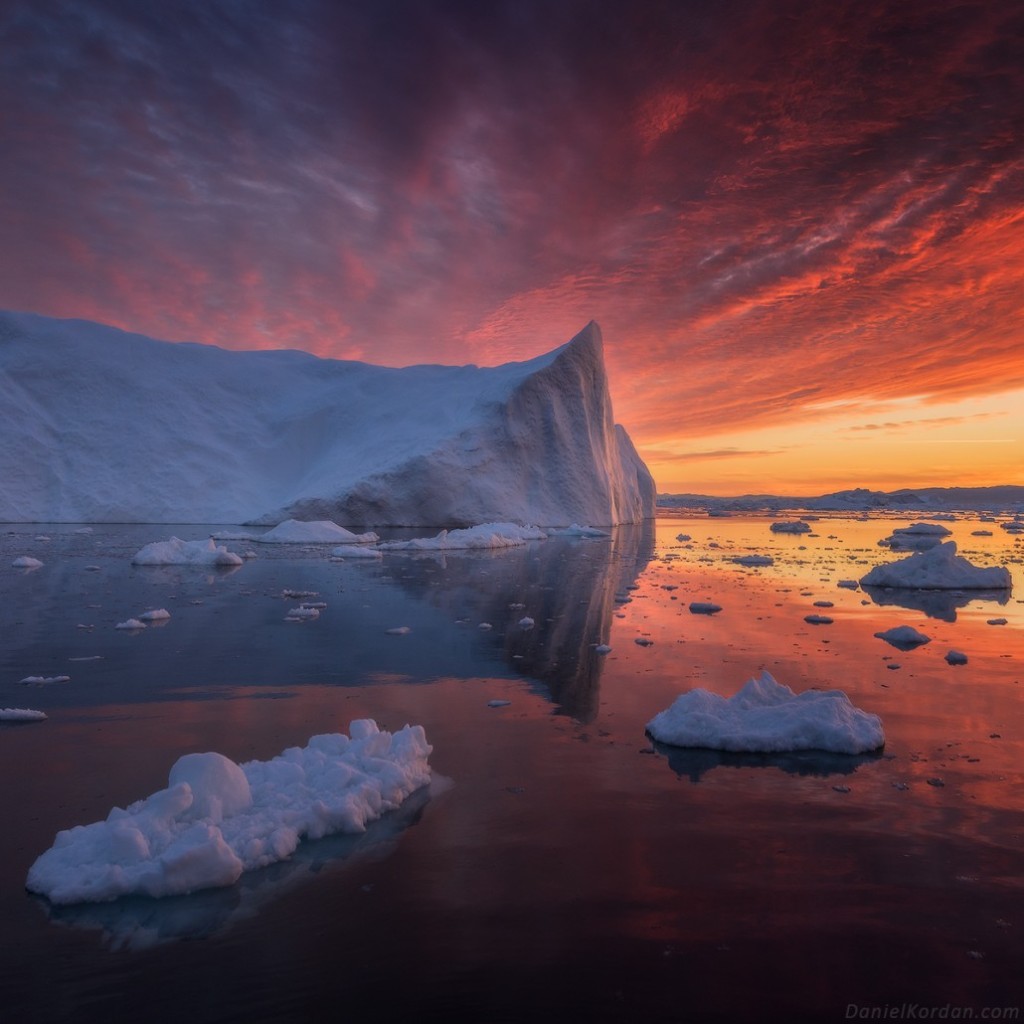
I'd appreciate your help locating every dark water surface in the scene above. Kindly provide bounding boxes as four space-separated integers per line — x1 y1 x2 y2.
1 518 1022 1022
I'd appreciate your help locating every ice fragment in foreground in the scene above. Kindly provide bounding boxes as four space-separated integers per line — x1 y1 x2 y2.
26 720 432 904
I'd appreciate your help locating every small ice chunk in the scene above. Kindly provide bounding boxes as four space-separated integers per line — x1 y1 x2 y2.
635 637 654 646
1 707 47 722
19 675 70 685
689 602 722 615
116 619 148 630
594 644 612 655
331 544 383 559
256 520 379 545
517 617 535 629
646 670 884 755
874 625 930 649
487 699 511 708
12 556 44 569
804 614 833 625
285 607 320 620
732 554 774 567
380 522 546 551
132 537 243 567
138 608 171 622
945 650 968 665
385 626 411 635
770 521 812 534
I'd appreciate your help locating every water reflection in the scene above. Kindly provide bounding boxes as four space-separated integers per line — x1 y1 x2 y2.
34 780 440 950
861 585 1010 622
651 741 884 783
0 523 655 722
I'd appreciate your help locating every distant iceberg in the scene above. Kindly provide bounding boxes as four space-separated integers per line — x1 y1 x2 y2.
646 671 884 755
26 720 431 905
0 312 655 527
859 541 1012 590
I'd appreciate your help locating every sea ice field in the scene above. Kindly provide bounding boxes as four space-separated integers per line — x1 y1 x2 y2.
2 514 1022 1022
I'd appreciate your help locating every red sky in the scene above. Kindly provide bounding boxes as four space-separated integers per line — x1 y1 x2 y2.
1 0 1022 495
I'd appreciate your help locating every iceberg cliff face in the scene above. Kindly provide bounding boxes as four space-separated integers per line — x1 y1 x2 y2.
0 312 655 526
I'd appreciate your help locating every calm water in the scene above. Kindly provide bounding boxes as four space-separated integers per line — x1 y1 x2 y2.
1 516 1022 1022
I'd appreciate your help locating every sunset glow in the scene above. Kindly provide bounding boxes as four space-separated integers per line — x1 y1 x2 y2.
2 0 1021 494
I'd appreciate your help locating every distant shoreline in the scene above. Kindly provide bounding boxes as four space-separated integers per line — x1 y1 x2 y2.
657 485 1024 514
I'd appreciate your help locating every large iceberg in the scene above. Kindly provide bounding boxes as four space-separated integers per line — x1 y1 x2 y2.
26 720 431 905
0 311 655 527
859 541 1012 590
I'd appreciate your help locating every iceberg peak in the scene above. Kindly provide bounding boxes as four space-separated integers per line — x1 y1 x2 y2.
0 312 655 527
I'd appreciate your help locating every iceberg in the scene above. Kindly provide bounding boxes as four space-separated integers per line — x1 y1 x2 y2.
859 542 1012 590
878 522 952 551
26 720 431 905
0 312 655 527
646 671 884 755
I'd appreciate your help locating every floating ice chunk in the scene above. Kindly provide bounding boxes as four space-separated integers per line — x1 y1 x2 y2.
689 602 722 615
860 542 1012 590
732 554 774 567
285 607 320 621
138 609 171 622
676 534 691 542
987 618 1008 626
379 522 547 551
945 650 968 665
12 556 44 569
804 614 833 625
19 675 71 685
330 544 383 559
635 637 654 646
487 699 511 708
879 522 953 550
131 537 243 567
1 707 47 722
116 619 148 630
770 521 812 534
256 520 378 545
385 626 411 635
837 580 859 590
874 625 931 649
26 720 432 904
594 644 612 654
646 670 884 755
547 524 610 538
517 617 535 629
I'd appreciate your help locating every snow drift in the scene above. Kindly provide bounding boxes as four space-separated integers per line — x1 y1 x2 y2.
0 311 655 527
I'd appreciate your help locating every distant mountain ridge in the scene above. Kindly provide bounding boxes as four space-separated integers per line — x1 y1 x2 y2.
658 485 1024 513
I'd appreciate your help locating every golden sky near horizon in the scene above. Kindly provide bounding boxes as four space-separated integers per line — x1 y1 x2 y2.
1 0 1021 495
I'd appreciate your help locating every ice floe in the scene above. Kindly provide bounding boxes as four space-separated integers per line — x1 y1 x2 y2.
379 523 547 551
859 542 1012 590
646 670 884 755
26 720 432 905
770 521 812 534
1 707 48 721
689 601 722 615
12 556 44 569
254 520 378 545
131 537 243 567
330 544 383 559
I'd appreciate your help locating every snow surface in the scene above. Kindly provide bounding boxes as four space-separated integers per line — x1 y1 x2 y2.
379 523 547 551
131 537 244 567
859 542 1012 590
0 313 655 527
646 671 884 755
26 720 431 905
254 520 378 544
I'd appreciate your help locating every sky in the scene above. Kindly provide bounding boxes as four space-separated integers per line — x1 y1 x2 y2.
1 0 1022 496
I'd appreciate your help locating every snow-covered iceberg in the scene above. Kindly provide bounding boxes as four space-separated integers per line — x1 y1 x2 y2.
26 720 431 905
859 542 1012 590
0 312 655 527
646 671 884 755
